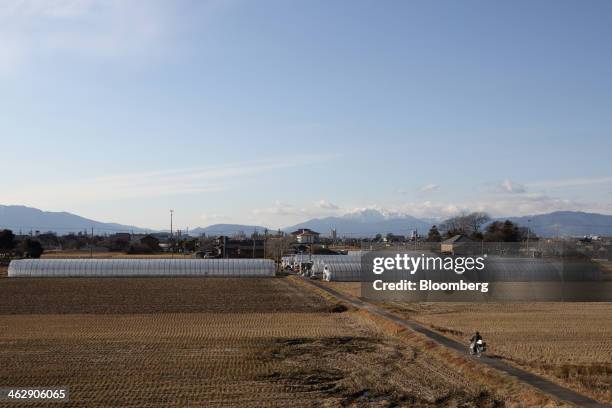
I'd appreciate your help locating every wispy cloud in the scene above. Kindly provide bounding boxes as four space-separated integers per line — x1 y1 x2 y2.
397 184 440 195
2 158 317 207
497 179 526 194
391 193 612 219
419 183 439 193
315 199 340 210
252 201 310 217
238 192 612 227
0 0 228 74
0 0 95 18
253 198 344 218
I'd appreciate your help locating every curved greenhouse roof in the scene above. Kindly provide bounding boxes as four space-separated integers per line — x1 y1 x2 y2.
285 254 362 264
8 259 275 277
323 262 362 282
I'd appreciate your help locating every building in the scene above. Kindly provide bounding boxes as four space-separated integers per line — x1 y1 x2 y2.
383 234 404 243
110 233 131 242
106 232 132 251
410 230 419 241
441 235 474 254
215 236 265 258
139 235 160 251
290 228 320 244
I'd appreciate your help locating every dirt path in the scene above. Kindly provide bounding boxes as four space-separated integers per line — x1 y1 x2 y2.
302 278 611 408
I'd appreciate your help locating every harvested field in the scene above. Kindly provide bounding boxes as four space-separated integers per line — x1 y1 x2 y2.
321 282 612 404
0 312 507 407
0 277 529 407
324 281 362 298
0 278 330 314
42 251 195 259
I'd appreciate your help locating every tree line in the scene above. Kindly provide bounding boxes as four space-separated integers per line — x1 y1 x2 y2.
0 229 44 260
426 212 536 243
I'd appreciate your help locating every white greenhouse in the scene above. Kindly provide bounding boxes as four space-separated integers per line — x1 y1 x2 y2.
282 254 363 277
322 262 362 281
285 254 362 266
7 259 275 277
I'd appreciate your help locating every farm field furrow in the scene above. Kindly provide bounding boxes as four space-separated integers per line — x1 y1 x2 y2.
322 282 612 405
0 277 331 314
3 314 504 406
0 276 529 407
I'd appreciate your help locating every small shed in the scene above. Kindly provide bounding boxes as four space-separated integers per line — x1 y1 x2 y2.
441 235 473 254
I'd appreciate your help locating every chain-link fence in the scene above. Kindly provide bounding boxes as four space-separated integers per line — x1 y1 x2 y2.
361 240 611 260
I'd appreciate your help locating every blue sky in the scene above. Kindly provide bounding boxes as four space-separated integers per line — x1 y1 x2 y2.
1 0 611 230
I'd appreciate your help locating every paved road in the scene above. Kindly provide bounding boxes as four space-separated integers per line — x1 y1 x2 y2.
303 278 611 408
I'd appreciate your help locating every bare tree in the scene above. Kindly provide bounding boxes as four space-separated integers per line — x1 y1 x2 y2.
468 212 490 233
265 236 294 262
441 212 490 237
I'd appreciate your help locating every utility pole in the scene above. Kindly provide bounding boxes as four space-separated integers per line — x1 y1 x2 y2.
90 227 94 259
170 210 174 237
526 219 531 256
170 209 174 258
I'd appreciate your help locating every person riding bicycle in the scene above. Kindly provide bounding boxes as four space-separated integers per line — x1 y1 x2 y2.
470 331 482 354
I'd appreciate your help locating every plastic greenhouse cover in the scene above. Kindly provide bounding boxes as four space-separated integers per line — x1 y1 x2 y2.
8 259 275 277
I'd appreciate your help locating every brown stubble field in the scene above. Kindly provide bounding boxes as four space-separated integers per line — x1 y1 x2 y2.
0 277 333 314
0 276 561 407
41 251 196 259
0 312 499 407
323 282 612 405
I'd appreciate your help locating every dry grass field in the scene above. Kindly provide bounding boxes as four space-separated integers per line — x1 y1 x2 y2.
42 251 195 259
0 277 333 314
0 276 559 407
323 282 612 405
0 312 504 407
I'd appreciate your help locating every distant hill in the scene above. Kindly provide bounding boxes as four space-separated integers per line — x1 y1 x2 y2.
503 211 612 237
0 205 148 235
284 209 434 237
286 209 612 238
2 205 611 238
190 224 271 237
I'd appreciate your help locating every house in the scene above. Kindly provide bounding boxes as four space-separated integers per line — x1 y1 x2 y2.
441 235 474 255
290 228 320 244
140 235 160 251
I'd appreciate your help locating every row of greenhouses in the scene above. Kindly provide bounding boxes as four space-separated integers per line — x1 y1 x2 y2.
282 254 362 270
280 254 364 281
8 259 275 277
322 262 362 281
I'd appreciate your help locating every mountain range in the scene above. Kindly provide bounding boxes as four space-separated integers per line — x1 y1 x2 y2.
1 204 612 237
284 209 434 237
0 205 148 235
190 224 270 237
505 211 612 237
